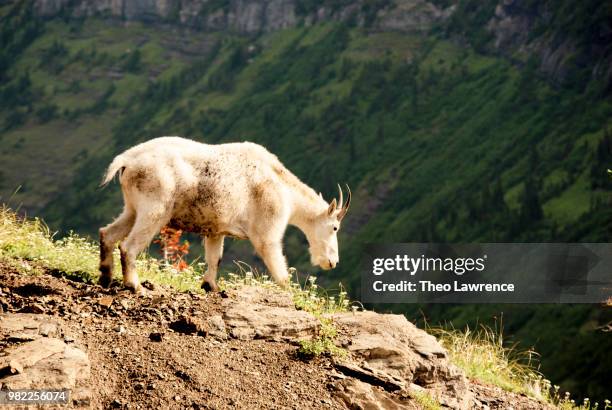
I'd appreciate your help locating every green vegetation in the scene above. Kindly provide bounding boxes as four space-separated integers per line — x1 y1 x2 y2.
0 205 203 291
435 324 610 409
297 317 346 358
1 0 611 402
410 389 442 410
293 276 349 358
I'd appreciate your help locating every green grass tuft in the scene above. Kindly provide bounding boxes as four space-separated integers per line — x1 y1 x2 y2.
432 324 609 409
411 389 442 410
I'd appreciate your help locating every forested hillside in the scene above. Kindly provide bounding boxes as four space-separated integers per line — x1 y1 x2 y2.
1 0 611 402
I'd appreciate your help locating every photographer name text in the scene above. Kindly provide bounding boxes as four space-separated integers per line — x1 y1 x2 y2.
371 254 515 293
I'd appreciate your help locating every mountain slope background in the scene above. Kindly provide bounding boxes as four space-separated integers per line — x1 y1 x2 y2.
1 0 611 402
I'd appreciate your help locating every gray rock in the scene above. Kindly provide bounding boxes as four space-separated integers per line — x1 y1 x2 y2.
222 286 318 341
483 0 609 85
333 311 472 409
206 315 228 340
0 314 90 405
224 302 318 341
332 378 418 410
0 313 59 338
377 0 446 33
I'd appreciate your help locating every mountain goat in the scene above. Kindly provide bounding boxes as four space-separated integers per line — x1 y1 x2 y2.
99 137 351 292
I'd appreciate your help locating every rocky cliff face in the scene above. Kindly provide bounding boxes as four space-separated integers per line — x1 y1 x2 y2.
32 0 450 34
33 0 611 87
486 0 612 87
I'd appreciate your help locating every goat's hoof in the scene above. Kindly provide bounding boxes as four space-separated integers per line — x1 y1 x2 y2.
123 280 141 294
201 281 219 293
98 274 112 288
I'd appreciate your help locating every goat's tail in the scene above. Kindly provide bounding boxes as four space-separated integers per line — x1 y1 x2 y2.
100 154 126 187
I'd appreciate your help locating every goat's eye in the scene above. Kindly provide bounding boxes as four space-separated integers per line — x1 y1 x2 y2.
333 226 338 231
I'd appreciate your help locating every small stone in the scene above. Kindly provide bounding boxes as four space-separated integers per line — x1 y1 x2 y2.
174 395 181 401
149 332 164 342
142 281 156 290
114 325 125 334
39 322 57 337
18 303 45 314
111 399 122 408
7 333 38 342
6 360 23 375
175 370 191 381
135 382 145 391
169 316 206 336
98 296 114 308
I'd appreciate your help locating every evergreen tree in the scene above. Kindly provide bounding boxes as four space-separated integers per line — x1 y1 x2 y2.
519 177 543 226
590 128 612 189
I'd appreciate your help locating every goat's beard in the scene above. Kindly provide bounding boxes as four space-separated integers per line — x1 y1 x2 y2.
311 254 332 270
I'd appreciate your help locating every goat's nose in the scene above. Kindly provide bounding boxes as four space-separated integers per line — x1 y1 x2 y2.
329 260 337 269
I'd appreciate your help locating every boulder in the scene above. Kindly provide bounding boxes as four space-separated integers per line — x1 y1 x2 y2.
332 378 420 410
333 311 472 409
222 286 319 341
0 314 91 407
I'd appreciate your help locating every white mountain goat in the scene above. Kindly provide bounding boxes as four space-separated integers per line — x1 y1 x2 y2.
99 137 351 292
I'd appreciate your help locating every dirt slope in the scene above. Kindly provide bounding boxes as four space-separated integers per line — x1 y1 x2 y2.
0 262 554 409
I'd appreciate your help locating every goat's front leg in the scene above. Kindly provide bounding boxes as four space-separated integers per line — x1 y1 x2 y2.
201 235 224 292
253 241 289 287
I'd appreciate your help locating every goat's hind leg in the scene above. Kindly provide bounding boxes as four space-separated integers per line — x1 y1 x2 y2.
119 209 167 292
99 209 135 287
201 235 224 292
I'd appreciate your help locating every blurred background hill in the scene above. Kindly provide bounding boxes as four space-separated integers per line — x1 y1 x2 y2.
1 0 611 402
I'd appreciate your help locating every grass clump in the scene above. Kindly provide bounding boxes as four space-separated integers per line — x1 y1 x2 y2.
297 317 346 359
292 275 350 359
432 324 610 409
0 206 203 291
411 389 442 410
432 325 542 397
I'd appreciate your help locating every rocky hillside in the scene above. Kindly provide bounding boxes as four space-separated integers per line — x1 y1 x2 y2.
32 0 451 35
0 262 556 409
31 0 612 87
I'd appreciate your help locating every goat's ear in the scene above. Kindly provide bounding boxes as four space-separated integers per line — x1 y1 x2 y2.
327 198 337 216
319 192 324 199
